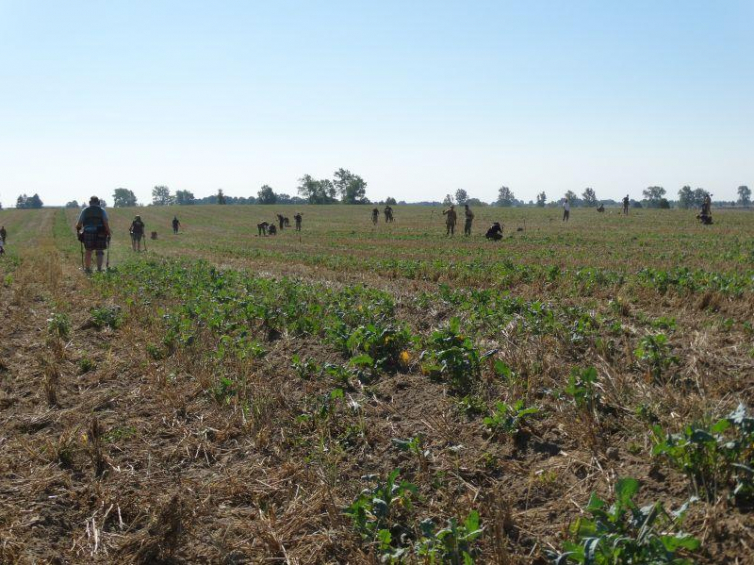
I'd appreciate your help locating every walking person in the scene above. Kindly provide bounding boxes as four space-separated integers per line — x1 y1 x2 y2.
623 195 630 215
372 207 379 225
129 215 146 252
0 225 6 243
172 216 181 234
294 212 303 231
562 198 570 222
76 196 111 273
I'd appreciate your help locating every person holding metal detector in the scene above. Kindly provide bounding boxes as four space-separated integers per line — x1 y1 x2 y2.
76 196 111 273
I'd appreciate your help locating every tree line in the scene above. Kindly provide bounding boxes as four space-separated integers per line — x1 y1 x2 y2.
5 182 751 209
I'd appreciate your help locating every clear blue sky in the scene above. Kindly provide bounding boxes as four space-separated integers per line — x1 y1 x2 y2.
1 0 752 207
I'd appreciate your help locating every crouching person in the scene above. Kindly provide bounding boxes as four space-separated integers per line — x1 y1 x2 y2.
485 222 503 241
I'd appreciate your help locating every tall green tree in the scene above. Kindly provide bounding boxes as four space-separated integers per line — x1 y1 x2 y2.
217 189 226 205
642 186 666 208
677 185 694 209
334 169 368 203
582 187 597 206
345 176 368 204
152 185 173 206
113 188 137 207
175 190 196 205
689 188 708 208
536 191 547 207
298 175 337 204
455 188 468 205
258 185 277 204
16 194 43 209
738 185 751 207
496 186 515 207
443 194 454 206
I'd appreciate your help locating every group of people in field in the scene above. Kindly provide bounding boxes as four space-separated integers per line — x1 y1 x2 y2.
440 204 503 240
257 212 303 236
57 190 716 274
372 205 394 224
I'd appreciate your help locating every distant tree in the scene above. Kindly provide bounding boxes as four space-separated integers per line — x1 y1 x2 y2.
113 188 138 207
17 193 44 209
536 191 547 207
333 168 351 199
175 190 196 205
345 175 368 204
582 187 597 207
455 188 469 205
217 189 227 205
658 198 671 209
98 199 107 207
65 200 79 208
692 188 708 208
333 169 369 204
443 194 454 206
496 186 515 207
564 190 578 204
738 185 751 207
465 198 486 206
258 185 277 204
642 186 666 208
677 185 694 209
322 179 337 202
298 175 318 203
384 196 397 206
152 185 173 206
277 193 292 204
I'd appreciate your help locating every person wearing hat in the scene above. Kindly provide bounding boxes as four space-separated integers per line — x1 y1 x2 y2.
75 196 111 272
129 215 146 252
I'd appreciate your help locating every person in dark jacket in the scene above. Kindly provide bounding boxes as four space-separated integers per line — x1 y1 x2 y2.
76 196 111 272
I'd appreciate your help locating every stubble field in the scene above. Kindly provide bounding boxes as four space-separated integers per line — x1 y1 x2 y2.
1 204 753 564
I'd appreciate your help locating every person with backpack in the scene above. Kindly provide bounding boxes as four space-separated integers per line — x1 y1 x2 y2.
129 215 146 252
172 216 181 234
76 196 111 273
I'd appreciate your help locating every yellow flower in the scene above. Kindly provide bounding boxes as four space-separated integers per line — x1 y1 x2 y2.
400 351 411 364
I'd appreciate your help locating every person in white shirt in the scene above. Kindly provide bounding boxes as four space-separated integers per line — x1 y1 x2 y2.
562 198 571 222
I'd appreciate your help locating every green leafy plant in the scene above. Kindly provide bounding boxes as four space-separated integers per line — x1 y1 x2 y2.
415 511 484 564
346 323 412 372
652 403 754 501
635 333 679 382
47 312 70 339
89 305 123 330
483 400 539 436
344 469 418 544
78 356 95 374
291 354 320 380
555 478 699 564
421 318 485 394
564 367 600 414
